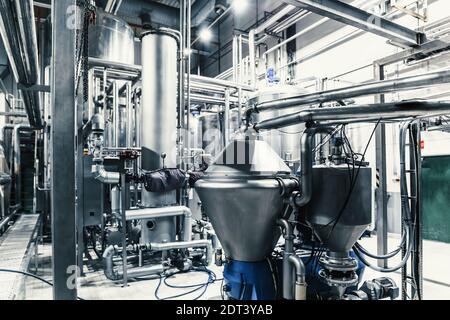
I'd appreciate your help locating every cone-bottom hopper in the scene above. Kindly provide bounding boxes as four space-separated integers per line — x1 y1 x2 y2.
195 137 292 262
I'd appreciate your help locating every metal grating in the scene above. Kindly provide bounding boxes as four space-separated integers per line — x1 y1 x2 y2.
0 215 39 300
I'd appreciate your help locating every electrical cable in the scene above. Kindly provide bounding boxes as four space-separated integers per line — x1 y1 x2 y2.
353 228 413 273
0 269 85 300
154 267 221 300
352 120 416 275
322 120 381 241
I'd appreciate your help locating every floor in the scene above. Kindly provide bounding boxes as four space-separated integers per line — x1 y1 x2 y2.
0 215 39 300
18 234 450 300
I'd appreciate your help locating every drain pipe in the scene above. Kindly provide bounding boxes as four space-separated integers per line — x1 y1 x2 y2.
277 218 306 300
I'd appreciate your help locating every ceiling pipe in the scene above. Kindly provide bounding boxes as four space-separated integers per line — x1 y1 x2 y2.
249 68 450 114
0 0 43 128
254 101 450 130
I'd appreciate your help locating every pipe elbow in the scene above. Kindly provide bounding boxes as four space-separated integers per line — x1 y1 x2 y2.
103 245 120 281
288 254 306 283
277 219 293 239
92 164 120 184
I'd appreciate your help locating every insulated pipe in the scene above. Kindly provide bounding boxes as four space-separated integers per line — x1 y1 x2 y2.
254 101 450 131
249 69 450 114
91 164 120 185
126 206 192 242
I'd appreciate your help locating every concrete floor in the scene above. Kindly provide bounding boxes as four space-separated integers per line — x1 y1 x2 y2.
20 235 450 300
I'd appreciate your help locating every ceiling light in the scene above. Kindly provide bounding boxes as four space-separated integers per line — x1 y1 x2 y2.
199 28 213 43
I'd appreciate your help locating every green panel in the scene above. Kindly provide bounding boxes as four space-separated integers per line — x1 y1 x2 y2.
421 156 450 243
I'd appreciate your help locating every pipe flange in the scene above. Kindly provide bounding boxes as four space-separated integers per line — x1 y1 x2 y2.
319 254 358 272
318 269 359 288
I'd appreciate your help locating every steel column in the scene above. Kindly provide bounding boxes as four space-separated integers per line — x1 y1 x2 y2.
374 63 389 268
50 0 77 300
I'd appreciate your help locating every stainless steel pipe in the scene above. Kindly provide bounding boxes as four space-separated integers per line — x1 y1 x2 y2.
149 240 213 265
103 245 167 281
126 206 193 242
277 219 306 300
91 164 120 185
254 101 450 130
250 69 450 114
295 127 335 207
0 0 43 127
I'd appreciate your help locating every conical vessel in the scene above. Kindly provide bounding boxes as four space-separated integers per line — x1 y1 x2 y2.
195 137 292 262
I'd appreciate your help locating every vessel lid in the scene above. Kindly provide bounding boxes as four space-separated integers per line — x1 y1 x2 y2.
205 136 292 177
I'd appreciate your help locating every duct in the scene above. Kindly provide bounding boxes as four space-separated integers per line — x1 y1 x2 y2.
149 240 213 265
126 206 192 242
91 164 120 185
250 69 450 114
0 0 43 128
254 101 450 131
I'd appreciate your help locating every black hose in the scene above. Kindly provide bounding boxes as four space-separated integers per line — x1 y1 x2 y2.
354 227 407 260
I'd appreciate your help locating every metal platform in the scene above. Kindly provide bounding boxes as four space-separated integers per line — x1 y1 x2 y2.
0 214 39 300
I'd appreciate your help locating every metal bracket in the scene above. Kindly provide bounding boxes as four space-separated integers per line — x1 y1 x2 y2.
18 83 51 93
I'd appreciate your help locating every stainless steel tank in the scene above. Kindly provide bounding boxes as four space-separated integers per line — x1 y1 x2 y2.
195 136 293 262
198 113 224 158
250 86 307 166
89 10 135 65
305 165 372 253
140 29 179 242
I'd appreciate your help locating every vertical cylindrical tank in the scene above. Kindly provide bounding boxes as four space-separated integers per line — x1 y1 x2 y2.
140 30 178 210
141 30 178 170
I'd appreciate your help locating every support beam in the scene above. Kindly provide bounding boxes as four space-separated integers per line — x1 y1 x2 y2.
50 0 77 300
283 0 425 47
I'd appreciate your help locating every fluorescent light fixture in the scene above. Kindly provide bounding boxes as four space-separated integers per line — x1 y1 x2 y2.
199 28 213 43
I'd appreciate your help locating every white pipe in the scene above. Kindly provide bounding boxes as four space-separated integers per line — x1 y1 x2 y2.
150 240 213 265
91 164 120 185
126 206 192 242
